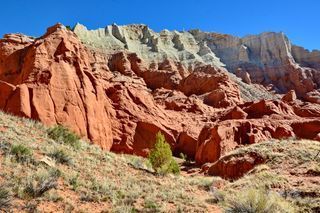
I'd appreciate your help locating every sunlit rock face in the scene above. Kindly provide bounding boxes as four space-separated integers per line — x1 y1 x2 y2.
0 23 319 168
75 24 320 102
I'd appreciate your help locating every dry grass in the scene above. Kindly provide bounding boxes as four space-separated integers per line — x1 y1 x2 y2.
214 139 320 213
0 110 218 212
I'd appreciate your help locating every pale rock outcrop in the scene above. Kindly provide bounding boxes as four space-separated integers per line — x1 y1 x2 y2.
190 30 320 101
73 23 225 70
292 45 320 69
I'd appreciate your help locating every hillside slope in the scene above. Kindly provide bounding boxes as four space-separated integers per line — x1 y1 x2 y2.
0 110 220 212
0 111 319 212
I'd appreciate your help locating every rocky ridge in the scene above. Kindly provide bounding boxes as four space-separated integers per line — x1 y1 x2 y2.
0 23 320 179
75 23 320 102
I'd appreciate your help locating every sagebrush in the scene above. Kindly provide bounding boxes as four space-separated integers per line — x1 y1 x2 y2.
47 125 81 149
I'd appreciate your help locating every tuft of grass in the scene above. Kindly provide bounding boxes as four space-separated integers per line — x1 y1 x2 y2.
225 188 295 213
45 190 64 202
68 174 80 191
48 148 72 165
148 132 180 175
47 125 81 149
143 199 161 212
127 155 154 173
10 144 33 163
23 169 60 198
0 186 11 210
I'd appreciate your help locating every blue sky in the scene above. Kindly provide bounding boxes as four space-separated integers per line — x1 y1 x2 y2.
1 0 319 50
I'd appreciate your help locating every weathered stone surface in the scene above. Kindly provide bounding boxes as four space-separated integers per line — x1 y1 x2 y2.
207 152 266 180
190 31 320 101
174 132 198 159
0 23 319 169
0 81 15 108
0 24 114 150
236 68 251 84
195 99 320 165
282 90 297 102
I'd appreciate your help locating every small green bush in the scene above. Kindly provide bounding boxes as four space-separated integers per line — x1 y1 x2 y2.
0 186 11 210
47 125 81 149
48 149 72 165
148 132 180 175
10 144 33 163
225 188 295 213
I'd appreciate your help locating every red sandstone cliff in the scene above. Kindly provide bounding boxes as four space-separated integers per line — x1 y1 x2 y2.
0 24 319 179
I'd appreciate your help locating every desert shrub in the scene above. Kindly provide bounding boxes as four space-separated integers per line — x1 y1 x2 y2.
225 188 295 213
128 156 153 172
48 148 72 165
0 186 11 210
143 199 161 212
45 191 64 202
0 141 11 153
23 169 60 198
68 174 80 191
10 144 33 163
210 189 225 204
47 125 81 149
148 132 180 175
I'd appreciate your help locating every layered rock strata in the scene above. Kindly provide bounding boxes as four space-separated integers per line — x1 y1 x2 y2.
0 24 319 180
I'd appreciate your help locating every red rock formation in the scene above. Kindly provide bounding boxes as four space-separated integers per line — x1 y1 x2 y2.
174 132 198 159
282 90 297 102
0 24 242 157
195 99 320 165
0 24 319 173
236 68 252 84
0 24 114 149
207 152 266 180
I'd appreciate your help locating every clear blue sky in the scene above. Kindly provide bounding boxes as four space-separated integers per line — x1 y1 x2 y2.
1 0 319 50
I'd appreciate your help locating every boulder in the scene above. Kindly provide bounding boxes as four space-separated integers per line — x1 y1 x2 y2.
282 90 297 102
207 152 266 180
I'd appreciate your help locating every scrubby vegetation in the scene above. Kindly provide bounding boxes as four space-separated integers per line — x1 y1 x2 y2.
148 132 180 175
0 111 216 212
65 25 74 31
0 186 11 210
225 188 295 213
22 169 60 198
10 144 33 163
212 139 320 213
47 125 81 149
0 110 319 212
48 148 73 165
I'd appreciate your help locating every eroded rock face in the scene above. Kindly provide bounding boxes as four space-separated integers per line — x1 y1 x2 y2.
0 24 241 157
75 23 320 103
190 31 320 101
195 99 320 165
0 24 114 149
0 23 319 176
207 152 266 180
